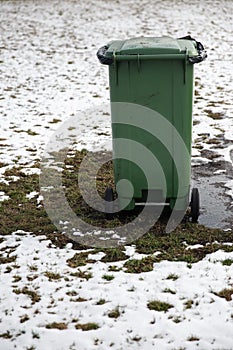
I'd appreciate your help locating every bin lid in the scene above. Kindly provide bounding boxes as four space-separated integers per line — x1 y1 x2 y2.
106 36 198 56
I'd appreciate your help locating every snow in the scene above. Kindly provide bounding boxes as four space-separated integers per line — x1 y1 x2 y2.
0 0 233 349
0 191 10 202
0 233 233 350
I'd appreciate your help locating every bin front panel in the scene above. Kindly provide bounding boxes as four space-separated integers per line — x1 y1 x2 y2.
109 57 193 207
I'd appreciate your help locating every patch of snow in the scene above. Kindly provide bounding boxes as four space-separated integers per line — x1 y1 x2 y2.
26 191 38 200
37 195 44 204
225 180 233 203
0 234 233 350
185 244 204 250
0 191 10 202
88 251 106 261
20 168 41 176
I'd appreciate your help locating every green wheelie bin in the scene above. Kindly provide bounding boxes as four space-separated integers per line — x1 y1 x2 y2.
97 35 207 222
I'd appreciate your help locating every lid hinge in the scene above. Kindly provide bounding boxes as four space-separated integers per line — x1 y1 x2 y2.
137 54 140 72
113 51 118 85
183 49 188 84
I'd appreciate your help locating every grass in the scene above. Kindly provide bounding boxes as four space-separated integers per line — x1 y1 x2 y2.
28 264 38 272
134 227 233 263
5 265 12 273
12 275 22 283
221 259 233 266
100 247 129 262
187 335 200 342
108 307 121 318
147 300 173 312
102 274 115 281
204 109 224 120
131 335 142 342
123 256 155 273
108 265 122 272
163 288 176 295
214 288 233 301
66 290 78 296
67 252 93 268
171 315 183 323
48 118 62 124
46 322 67 330
44 271 62 281
75 322 99 331
166 273 179 281
0 149 232 265
0 254 17 264
96 298 106 305
184 299 194 310
13 286 41 304
70 297 88 302
32 331 40 339
0 331 12 339
27 275 38 281
20 314 30 323
70 269 92 280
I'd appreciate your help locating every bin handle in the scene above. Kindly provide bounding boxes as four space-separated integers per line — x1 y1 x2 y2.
179 35 207 64
97 36 207 65
97 45 114 65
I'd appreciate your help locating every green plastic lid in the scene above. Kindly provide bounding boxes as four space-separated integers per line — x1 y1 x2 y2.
106 36 198 56
97 36 206 65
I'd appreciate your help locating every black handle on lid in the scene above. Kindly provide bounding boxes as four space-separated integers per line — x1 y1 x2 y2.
179 35 207 64
97 45 114 65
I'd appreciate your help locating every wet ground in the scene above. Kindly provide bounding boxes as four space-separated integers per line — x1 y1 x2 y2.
192 160 233 229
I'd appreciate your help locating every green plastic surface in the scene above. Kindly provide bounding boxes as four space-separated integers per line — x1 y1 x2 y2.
106 36 198 57
105 36 197 210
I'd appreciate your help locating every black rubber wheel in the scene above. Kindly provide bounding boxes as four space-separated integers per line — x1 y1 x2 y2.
104 187 114 219
190 188 200 223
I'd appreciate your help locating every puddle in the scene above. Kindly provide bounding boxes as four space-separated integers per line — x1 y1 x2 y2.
191 161 233 229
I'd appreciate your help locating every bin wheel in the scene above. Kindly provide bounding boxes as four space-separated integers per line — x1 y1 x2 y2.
104 187 114 219
190 188 200 223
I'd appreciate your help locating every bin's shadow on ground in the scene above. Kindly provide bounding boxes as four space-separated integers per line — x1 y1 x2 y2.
191 160 233 230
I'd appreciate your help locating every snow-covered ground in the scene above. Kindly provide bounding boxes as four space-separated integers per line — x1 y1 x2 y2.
0 0 233 349
0 0 232 168
0 232 233 350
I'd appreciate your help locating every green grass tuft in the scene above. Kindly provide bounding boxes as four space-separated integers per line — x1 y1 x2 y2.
221 258 233 266
102 274 115 281
46 322 67 330
67 252 92 268
147 300 173 312
166 273 179 281
13 286 41 304
75 322 99 331
100 247 129 262
44 271 62 281
123 256 155 273
70 269 93 280
108 307 121 318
